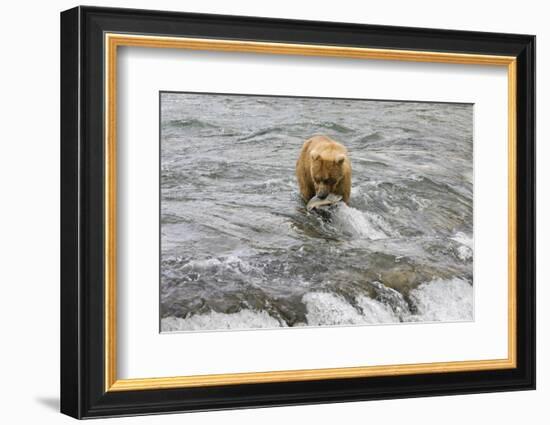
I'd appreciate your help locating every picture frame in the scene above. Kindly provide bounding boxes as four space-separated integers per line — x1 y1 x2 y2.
60 5 535 419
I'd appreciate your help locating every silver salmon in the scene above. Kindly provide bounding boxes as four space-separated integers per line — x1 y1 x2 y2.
306 193 343 211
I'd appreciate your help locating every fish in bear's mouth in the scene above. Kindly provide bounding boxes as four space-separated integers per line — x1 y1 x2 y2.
306 193 343 211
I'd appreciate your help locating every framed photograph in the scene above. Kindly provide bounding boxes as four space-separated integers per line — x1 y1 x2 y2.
60 6 535 419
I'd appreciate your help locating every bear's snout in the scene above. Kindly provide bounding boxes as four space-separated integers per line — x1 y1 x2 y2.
316 187 329 199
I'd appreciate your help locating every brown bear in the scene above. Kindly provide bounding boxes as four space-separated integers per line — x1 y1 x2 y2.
295 135 351 204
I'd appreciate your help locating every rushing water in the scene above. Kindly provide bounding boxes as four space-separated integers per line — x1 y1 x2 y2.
160 92 473 332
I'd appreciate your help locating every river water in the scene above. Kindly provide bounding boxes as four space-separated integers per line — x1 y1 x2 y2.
160 92 473 332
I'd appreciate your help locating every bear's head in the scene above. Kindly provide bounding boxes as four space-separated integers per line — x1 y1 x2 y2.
310 151 346 199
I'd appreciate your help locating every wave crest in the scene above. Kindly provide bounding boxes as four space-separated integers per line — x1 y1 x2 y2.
161 309 286 332
408 277 473 322
303 277 472 327
330 204 392 240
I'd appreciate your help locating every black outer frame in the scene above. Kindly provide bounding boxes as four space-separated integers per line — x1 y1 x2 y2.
60 5 536 419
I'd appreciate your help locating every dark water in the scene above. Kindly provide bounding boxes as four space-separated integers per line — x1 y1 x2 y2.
160 92 473 332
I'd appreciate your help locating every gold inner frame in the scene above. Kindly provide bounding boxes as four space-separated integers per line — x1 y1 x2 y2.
104 33 517 392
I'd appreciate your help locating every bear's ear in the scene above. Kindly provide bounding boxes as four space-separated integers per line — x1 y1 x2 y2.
335 154 346 165
310 151 320 161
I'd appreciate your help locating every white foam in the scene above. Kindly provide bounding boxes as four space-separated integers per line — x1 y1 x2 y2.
450 232 473 261
161 309 285 332
180 255 254 274
356 295 400 323
451 232 473 248
163 278 473 332
303 292 399 326
408 278 473 322
303 277 473 327
331 204 388 240
303 292 369 326
369 281 411 318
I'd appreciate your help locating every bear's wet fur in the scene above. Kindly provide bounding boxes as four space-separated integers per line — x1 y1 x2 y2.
296 135 351 205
